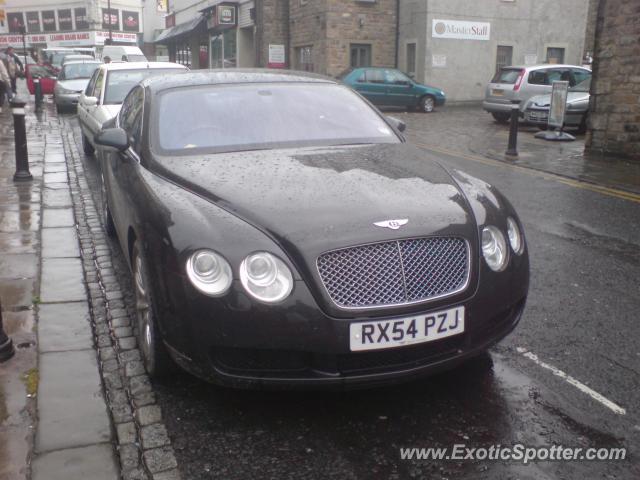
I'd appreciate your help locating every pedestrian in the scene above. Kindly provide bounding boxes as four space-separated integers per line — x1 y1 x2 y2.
0 59 10 113
2 47 23 94
103 56 111 64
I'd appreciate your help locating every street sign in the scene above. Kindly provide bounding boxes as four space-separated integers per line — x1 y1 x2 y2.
548 80 569 129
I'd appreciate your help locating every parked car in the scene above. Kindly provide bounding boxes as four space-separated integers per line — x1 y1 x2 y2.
483 64 591 123
342 67 446 113
25 64 57 95
53 60 101 113
94 70 529 388
77 62 187 155
101 45 147 63
524 77 591 133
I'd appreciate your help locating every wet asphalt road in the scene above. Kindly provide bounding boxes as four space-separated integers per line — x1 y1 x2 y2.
64 110 640 479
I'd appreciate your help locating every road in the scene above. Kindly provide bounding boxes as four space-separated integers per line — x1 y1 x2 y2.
64 108 639 479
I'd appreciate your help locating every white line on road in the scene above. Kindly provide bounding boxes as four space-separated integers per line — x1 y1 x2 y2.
516 347 627 416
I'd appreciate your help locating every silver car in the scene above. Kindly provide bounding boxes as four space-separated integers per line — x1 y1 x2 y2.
524 77 591 133
483 64 591 123
77 62 188 156
53 60 101 113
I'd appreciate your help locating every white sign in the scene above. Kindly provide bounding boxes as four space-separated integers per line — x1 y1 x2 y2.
432 54 446 68
524 54 538 65
548 80 569 129
432 19 490 41
268 44 285 68
0 31 137 47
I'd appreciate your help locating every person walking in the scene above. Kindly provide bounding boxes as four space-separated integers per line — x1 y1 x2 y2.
2 47 23 94
0 59 11 113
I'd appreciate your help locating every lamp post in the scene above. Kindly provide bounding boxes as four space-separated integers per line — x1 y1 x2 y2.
108 0 113 43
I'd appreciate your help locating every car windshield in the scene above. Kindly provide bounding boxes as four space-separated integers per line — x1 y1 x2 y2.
62 63 100 80
570 77 591 92
51 53 69 67
155 83 400 154
104 68 184 104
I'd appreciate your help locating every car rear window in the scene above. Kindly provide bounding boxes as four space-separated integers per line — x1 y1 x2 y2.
155 83 400 154
491 68 522 84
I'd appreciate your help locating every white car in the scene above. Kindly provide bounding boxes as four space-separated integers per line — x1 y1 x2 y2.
77 62 187 155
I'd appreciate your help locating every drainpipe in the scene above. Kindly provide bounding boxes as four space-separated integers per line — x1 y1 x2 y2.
394 0 400 68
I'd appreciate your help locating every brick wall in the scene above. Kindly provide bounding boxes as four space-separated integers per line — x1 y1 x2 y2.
289 0 329 72
586 0 640 159
255 0 290 67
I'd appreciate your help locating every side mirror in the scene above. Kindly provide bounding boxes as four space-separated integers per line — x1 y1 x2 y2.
94 128 129 151
83 96 98 107
387 116 406 133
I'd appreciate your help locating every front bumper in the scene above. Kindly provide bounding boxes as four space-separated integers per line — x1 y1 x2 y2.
435 95 446 107
55 92 81 107
524 108 586 127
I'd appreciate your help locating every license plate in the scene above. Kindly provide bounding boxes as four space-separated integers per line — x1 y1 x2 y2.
528 111 548 121
349 306 465 352
492 89 504 96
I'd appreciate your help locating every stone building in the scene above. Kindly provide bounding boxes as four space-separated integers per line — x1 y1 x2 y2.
156 0 397 76
586 0 640 159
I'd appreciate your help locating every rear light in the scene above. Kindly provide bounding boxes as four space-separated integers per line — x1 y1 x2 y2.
513 69 525 91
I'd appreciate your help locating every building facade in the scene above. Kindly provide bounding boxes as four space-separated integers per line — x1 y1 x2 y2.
398 0 591 102
0 0 144 50
586 0 640 159
156 0 397 76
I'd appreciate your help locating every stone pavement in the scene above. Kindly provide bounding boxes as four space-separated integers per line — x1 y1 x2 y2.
0 82 118 479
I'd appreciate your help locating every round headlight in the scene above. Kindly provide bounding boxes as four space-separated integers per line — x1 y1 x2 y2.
240 252 293 303
482 226 508 271
186 250 232 296
507 217 523 254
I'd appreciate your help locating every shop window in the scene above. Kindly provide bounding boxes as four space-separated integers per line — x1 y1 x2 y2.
406 43 416 78
350 44 371 68
546 47 565 64
495 45 513 74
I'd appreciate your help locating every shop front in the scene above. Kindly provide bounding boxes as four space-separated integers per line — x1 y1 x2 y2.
203 3 238 69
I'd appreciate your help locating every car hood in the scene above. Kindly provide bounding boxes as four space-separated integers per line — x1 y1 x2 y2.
57 79 90 92
528 91 590 108
152 144 477 258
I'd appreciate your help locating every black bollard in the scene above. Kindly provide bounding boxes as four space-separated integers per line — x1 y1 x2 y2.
11 97 32 182
34 78 43 110
0 298 15 363
505 100 520 157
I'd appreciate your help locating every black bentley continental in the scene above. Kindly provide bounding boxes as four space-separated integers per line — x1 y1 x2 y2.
94 70 529 388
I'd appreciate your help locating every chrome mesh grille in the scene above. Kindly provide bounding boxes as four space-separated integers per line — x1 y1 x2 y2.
317 237 468 308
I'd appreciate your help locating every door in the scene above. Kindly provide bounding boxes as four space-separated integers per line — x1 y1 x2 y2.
353 69 388 106
78 68 100 138
384 69 415 107
85 69 106 138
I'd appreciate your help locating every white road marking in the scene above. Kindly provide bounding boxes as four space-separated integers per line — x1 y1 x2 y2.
516 347 627 416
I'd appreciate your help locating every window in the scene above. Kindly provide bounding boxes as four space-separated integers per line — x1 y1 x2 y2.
495 45 513 74
364 69 385 83
528 70 547 85
93 70 105 101
491 68 522 84
350 44 371 68
85 69 100 96
385 69 411 84
104 68 186 105
572 68 591 85
406 43 416 78
119 87 144 152
295 46 313 72
546 47 565 64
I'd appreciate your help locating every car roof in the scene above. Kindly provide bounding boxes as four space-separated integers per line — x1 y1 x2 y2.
502 64 591 71
63 60 101 66
98 61 186 72
140 68 336 92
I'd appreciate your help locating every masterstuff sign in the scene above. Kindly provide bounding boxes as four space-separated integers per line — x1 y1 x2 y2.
432 19 490 41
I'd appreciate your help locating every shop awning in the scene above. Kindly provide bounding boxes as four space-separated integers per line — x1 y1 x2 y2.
154 16 205 44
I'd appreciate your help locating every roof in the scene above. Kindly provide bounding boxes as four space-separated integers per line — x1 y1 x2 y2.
140 69 336 92
62 60 102 65
97 61 188 72
502 64 591 71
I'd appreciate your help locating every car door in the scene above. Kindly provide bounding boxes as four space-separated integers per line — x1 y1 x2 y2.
384 69 415 107
78 68 99 138
352 69 388 105
86 69 106 139
107 86 145 242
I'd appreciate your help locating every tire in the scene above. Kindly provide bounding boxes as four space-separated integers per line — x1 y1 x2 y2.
55 104 61 114
576 114 587 135
419 95 436 113
100 174 116 238
82 133 94 156
491 112 511 124
132 241 174 378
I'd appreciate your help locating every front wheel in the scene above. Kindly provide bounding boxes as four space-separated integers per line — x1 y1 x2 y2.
419 95 436 113
132 241 173 378
82 133 94 156
100 174 116 237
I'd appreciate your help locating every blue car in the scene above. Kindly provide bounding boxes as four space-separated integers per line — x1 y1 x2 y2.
341 67 446 113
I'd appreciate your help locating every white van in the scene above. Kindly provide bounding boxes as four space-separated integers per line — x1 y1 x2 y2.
101 46 147 63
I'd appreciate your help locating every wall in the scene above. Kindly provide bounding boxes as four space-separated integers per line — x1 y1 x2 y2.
586 0 640 159
400 0 590 102
289 0 328 72
255 0 289 67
